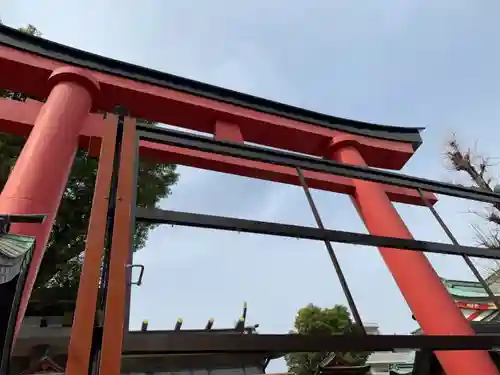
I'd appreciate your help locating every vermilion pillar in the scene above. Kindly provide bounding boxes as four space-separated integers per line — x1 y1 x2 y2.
214 120 244 142
0 67 100 341
329 142 499 375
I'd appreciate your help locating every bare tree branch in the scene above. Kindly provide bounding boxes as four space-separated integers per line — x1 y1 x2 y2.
445 136 500 280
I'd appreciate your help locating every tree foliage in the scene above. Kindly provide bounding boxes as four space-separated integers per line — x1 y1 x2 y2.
0 24 179 301
285 304 369 375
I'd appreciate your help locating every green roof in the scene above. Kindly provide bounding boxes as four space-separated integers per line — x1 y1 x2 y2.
441 277 500 298
0 234 35 284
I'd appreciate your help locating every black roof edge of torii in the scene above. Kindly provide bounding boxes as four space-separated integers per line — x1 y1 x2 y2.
0 24 424 150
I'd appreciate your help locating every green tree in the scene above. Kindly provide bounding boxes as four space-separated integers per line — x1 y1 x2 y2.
0 24 179 303
285 304 369 375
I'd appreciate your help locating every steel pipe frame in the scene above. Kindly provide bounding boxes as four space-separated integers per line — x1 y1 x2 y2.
136 207 500 260
129 125 500 356
0 215 45 224
296 166 365 333
137 124 500 204
15 331 500 357
121 332 500 354
0 23 498 372
9 111 492 375
417 188 500 310
29 114 500 374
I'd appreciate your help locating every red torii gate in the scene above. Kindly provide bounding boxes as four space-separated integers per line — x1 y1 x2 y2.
0 25 497 375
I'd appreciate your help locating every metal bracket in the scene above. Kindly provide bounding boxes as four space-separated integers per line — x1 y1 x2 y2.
126 264 145 286
0 215 11 235
0 214 46 235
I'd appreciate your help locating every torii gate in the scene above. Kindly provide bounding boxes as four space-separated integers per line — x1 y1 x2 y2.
0 24 498 375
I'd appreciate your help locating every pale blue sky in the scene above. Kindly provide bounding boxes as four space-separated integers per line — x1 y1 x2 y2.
3 1 500 371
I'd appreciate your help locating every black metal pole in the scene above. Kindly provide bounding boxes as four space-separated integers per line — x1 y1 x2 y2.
123 125 141 334
296 167 366 334
417 188 500 310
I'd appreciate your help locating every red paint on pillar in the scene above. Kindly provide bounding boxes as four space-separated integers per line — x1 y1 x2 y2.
214 120 244 143
330 144 499 375
0 67 100 341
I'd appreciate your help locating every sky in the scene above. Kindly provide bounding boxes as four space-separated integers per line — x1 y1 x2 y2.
3 0 500 371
